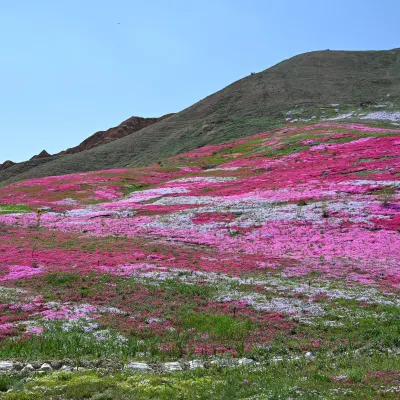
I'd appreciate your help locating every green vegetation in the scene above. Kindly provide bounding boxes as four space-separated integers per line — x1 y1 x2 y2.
0 352 399 399
0 204 31 214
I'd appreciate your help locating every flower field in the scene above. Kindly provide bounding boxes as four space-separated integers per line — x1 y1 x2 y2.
0 122 399 399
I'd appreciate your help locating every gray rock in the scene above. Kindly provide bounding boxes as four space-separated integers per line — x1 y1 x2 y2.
238 358 255 366
21 364 35 372
60 365 72 372
0 361 13 371
39 363 52 372
146 317 165 324
188 360 204 369
305 351 316 359
126 362 152 372
210 359 233 368
163 362 182 372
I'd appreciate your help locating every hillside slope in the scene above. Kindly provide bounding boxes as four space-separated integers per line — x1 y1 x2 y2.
1 48 400 185
59 114 174 155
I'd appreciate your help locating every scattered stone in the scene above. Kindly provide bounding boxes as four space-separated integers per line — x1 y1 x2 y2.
238 358 255 366
38 363 52 372
60 365 72 372
126 362 152 372
210 359 233 368
188 360 205 369
145 317 165 324
21 364 35 372
163 362 182 372
0 361 13 371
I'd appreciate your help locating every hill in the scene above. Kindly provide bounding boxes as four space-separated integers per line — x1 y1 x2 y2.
1 48 400 185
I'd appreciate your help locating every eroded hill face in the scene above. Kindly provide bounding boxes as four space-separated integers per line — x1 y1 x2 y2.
59 114 174 155
1 48 400 186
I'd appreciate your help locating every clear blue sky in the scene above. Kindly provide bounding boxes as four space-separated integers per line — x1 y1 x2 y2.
0 0 399 163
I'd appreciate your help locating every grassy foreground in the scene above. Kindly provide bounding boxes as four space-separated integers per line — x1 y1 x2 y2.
0 351 399 399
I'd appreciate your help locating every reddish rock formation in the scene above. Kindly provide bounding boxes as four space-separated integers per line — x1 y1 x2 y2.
0 160 16 171
30 150 52 160
60 114 174 155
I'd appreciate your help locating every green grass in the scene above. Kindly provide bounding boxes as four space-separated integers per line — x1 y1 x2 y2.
179 313 252 341
1 352 399 399
0 204 31 214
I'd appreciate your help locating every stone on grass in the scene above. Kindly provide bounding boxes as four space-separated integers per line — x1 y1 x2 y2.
188 360 205 369
0 361 13 371
163 362 182 372
210 359 233 368
238 358 255 366
21 364 35 372
39 363 52 372
126 362 152 372
305 351 316 359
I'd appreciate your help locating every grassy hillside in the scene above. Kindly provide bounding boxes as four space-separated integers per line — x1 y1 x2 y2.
1 48 400 185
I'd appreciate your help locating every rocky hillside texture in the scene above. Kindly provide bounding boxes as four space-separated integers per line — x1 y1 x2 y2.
1 48 400 186
0 121 399 398
0 115 173 183
0 160 15 171
59 114 174 155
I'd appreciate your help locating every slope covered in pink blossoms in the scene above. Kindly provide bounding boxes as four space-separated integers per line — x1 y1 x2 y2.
0 122 399 398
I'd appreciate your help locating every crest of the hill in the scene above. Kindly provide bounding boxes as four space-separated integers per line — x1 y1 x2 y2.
1 48 400 185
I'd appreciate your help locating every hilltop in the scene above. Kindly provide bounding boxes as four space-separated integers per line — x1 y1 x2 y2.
1 48 400 185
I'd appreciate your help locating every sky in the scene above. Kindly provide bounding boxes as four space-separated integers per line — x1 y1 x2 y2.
0 0 399 163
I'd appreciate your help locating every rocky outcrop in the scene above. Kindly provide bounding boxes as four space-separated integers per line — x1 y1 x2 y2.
30 150 52 160
60 114 174 155
0 160 15 171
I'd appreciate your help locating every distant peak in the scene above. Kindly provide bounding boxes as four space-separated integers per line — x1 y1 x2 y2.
30 150 51 160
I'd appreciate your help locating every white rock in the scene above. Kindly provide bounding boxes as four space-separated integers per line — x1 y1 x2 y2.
60 365 72 372
210 359 233 368
21 364 35 372
0 361 13 371
238 358 255 366
39 363 52 372
188 360 204 369
126 362 152 372
163 362 182 372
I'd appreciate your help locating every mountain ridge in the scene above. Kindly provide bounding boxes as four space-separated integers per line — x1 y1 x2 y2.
1 48 400 185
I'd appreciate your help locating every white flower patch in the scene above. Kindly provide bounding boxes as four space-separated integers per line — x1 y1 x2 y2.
168 177 237 183
114 187 191 205
338 180 400 188
148 198 376 231
130 268 400 308
54 198 78 205
153 196 222 206
206 167 241 171
326 112 355 121
360 111 400 122
228 200 372 227
218 292 325 317
93 330 127 345
65 207 100 217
